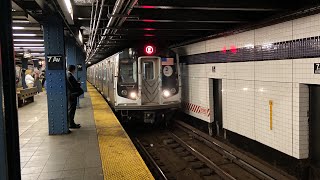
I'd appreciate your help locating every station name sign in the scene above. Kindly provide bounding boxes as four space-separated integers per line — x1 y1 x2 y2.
314 63 320 74
47 55 64 70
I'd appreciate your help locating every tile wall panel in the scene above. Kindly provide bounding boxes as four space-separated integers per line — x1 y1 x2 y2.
205 37 225 52
225 79 255 139
293 58 320 84
226 62 255 81
254 81 293 156
206 63 227 79
293 14 320 39
255 21 293 46
255 60 293 82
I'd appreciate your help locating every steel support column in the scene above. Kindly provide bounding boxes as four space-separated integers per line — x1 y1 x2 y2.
21 58 28 89
43 15 68 135
0 0 21 179
66 37 77 67
76 46 87 95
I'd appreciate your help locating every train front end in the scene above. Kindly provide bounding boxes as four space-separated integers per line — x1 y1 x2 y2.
115 46 181 123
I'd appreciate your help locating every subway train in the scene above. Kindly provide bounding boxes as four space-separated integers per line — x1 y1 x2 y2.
87 45 181 123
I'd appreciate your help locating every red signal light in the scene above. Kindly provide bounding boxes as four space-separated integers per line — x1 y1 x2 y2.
145 45 155 55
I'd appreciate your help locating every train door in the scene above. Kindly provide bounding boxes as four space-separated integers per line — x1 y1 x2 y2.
138 57 161 105
103 62 108 97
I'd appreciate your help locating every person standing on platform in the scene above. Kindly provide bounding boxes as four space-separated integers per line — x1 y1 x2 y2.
66 65 83 129
33 67 42 93
25 69 34 88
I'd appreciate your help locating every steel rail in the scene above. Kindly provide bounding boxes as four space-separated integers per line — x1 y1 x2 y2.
170 133 236 180
175 120 295 180
134 138 168 180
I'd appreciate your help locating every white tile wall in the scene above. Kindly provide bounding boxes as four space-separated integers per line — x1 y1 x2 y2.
225 31 255 50
255 21 293 46
205 63 227 79
255 60 293 82
293 14 320 39
227 62 255 81
255 81 293 156
293 58 320 84
178 13 320 159
205 37 225 52
225 79 255 139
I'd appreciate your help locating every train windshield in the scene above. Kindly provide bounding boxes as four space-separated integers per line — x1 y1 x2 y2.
118 60 137 83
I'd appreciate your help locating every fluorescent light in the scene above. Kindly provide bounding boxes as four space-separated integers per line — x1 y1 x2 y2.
13 27 25 30
13 33 37 37
64 0 73 20
14 44 44 46
78 30 83 44
14 39 44 42
14 46 44 49
12 20 29 23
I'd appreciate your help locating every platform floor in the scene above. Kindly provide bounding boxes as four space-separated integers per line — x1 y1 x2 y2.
87 83 154 180
18 92 103 180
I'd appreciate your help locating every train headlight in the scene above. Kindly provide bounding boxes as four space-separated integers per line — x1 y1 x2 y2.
163 90 171 98
121 90 128 96
130 92 137 99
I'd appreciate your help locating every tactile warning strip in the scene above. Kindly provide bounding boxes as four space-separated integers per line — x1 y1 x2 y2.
87 83 154 180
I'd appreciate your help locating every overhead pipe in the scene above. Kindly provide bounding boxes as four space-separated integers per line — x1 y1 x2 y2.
88 0 100 51
88 0 95 48
87 0 138 61
86 0 126 61
89 0 106 56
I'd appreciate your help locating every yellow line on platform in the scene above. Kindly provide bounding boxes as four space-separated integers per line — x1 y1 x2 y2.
87 82 154 180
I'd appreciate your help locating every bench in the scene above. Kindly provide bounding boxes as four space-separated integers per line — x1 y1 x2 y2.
17 87 38 107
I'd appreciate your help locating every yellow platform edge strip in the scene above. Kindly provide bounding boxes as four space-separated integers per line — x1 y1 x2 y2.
87 82 154 180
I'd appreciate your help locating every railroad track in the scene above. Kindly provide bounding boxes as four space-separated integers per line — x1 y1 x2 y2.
131 121 295 180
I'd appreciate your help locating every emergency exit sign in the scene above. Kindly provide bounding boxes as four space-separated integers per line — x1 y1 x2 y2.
314 63 320 74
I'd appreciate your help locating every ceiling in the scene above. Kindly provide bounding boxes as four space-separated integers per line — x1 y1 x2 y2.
12 0 320 64
11 1 44 61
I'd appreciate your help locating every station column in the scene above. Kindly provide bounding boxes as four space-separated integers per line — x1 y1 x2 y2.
76 46 87 94
0 0 21 179
43 14 68 135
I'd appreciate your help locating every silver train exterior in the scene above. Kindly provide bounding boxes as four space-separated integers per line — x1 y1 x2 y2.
87 48 181 123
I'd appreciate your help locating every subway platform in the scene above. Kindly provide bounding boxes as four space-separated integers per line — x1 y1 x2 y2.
18 83 153 180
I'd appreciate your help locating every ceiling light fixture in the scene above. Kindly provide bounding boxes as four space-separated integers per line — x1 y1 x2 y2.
13 33 38 37
12 20 29 23
12 27 25 30
14 44 44 46
14 47 45 49
64 0 73 20
13 39 44 42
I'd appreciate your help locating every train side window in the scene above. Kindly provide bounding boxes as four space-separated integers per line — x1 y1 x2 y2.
143 61 154 80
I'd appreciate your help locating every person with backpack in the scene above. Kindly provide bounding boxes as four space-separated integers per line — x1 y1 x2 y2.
66 65 84 130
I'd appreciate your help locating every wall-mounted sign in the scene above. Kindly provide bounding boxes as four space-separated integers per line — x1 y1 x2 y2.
212 66 216 73
314 63 320 74
47 55 64 70
77 64 83 71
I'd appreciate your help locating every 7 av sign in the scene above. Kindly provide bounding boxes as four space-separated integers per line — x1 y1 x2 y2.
47 55 64 70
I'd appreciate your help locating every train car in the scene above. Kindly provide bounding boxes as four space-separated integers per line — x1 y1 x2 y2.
87 45 181 123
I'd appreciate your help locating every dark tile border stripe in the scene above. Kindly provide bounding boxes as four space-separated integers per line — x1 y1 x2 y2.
180 36 320 64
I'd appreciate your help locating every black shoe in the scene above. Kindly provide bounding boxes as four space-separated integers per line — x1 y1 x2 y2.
67 130 72 134
70 124 81 129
